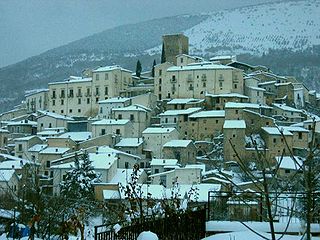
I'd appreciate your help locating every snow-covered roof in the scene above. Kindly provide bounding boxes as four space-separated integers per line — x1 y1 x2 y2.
142 127 176 134
185 164 206 172
92 119 130 125
58 132 92 142
40 147 70 154
225 102 272 109
247 86 266 91
103 189 120 200
110 169 145 185
97 146 141 159
0 170 15 181
49 76 92 85
0 208 20 219
167 62 234 71
0 153 27 162
189 110 225 118
99 97 131 104
28 144 48 152
0 129 9 133
37 110 74 121
210 55 235 61
150 159 178 166
159 108 201 116
205 93 249 99
275 156 303 170
112 104 151 112
273 104 303 113
282 126 309 133
25 88 49 97
167 98 204 105
258 81 277 86
0 159 35 170
115 138 143 147
223 120 246 129
14 135 38 141
7 120 37 126
163 140 192 148
93 65 132 73
261 127 293 136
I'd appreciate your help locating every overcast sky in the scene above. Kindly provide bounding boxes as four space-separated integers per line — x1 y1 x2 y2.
0 0 287 67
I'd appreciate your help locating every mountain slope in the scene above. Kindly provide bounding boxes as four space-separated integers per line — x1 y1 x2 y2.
0 0 320 112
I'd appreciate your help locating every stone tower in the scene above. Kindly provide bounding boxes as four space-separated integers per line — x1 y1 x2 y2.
162 34 189 65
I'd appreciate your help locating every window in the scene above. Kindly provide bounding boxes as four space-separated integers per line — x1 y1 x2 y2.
235 110 239 114
18 144 22 151
69 109 72 113
233 134 236 138
87 98 90 104
86 88 90 96
234 84 237 89
159 86 161 91
130 114 134 121
52 100 55 106
61 89 65 98
118 114 122 119
52 90 56 98
160 175 167 186
105 86 108 95
78 98 81 104
96 97 99 103
100 107 103 114
180 57 183 63
105 73 108 80
69 89 74 97
61 110 64 114
77 88 82 97
298 132 302 139
216 120 219 124
203 82 206 87
46 161 50 168
78 109 81 113
96 87 99 96
155 169 159 174
273 138 277 143
174 118 177 123
116 129 120 134
285 169 290 174
96 74 99 80
257 91 260 96
101 129 106 135
219 82 223 87
159 78 162 84
61 99 64 105
159 69 162 76
172 75 176 82
165 118 168 123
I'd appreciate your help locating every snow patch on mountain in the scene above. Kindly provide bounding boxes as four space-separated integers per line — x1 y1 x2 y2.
145 0 320 56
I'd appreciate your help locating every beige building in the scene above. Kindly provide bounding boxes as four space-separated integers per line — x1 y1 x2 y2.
243 110 275 135
187 110 225 141
225 102 273 120
14 135 43 159
166 98 204 110
142 127 179 158
261 127 293 161
47 66 132 117
0 129 9 148
176 54 203 67
223 120 246 162
150 167 201 188
25 89 49 113
91 119 134 138
112 104 151 137
153 62 174 100
0 108 27 122
155 62 244 100
0 170 19 196
159 108 201 138
98 97 131 119
162 140 196 166
37 110 74 132
272 104 305 123
6 120 37 136
205 93 249 110
150 158 179 175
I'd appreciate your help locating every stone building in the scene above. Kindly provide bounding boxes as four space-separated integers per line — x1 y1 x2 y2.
162 34 189 65
162 139 196 166
25 89 49 113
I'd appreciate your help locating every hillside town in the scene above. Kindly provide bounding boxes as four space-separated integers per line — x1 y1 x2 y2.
1 34 320 239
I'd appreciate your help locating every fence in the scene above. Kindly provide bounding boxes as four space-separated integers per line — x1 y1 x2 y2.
207 191 320 223
94 208 206 240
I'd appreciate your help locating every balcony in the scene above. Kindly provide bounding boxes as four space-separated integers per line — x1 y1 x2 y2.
59 94 65 99
85 93 91 97
170 78 177 83
76 93 82 97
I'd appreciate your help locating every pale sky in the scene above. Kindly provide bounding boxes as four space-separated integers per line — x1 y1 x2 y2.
0 0 290 67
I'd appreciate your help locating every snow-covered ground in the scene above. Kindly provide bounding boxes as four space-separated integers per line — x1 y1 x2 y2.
202 230 320 240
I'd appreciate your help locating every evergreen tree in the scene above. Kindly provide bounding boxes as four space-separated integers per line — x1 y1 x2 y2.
136 60 142 78
60 152 99 200
161 43 166 63
151 59 156 77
